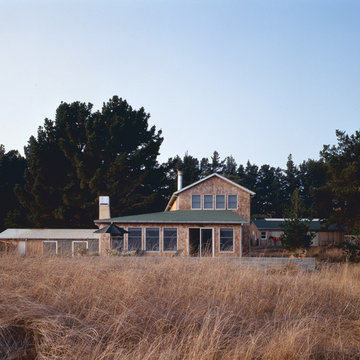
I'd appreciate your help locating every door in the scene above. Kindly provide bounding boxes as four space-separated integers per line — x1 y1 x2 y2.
189 228 213 257
18 241 26 255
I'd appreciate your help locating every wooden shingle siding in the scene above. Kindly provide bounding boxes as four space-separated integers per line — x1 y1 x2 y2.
174 176 251 221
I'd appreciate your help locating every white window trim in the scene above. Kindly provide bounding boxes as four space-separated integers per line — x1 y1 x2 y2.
72 240 88 256
227 194 238 210
145 227 160 252
191 194 202 210
162 227 178 252
215 194 226 210
43 240 58 255
127 227 143 251
219 228 235 253
203 194 214 210
261 231 267 240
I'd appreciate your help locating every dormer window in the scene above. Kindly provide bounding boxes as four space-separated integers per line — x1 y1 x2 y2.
215 195 225 209
228 195 238 209
191 194 201 209
203 195 213 209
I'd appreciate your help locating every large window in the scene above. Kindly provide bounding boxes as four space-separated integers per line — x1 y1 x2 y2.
163 228 177 251
203 195 213 209
215 195 225 209
228 195 238 209
219 228 234 252
146 228 160 251
127 228 142 251
191 194 201 209
72 241 88 256
43 240 57 255
111 235 124 251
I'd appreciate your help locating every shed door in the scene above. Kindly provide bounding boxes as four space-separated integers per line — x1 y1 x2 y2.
18 241 26 255
312 233 319 246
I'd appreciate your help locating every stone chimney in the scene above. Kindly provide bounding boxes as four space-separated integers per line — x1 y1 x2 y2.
177 170 183 191
99 196 110 219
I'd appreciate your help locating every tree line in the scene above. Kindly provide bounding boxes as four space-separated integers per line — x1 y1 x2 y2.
0 96 359 232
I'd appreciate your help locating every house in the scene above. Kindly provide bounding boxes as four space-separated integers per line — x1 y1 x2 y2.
0 228 99 256
94 172 255 257
250 218 344 247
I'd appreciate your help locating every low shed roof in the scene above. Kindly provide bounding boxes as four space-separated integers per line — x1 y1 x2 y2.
95 210 248 224
0 228 99 240
253 219 343 231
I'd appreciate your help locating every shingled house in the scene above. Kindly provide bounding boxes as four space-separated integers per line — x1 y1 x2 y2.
95 172 255 257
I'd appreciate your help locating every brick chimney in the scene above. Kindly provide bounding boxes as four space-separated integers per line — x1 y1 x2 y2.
99 196 110 219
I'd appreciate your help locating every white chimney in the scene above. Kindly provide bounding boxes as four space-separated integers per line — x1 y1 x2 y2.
177 170 183 190
99 196 111 219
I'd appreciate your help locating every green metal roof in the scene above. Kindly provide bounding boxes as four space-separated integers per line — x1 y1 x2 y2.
253 219 343 231
95 210 248 224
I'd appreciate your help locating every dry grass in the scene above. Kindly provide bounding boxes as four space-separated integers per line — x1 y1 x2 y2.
1 256 360 359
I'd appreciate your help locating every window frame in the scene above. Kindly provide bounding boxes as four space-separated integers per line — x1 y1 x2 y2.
72 240 88 256
203 194 214 210
215 194 226 210
261 231 267 240
145 227 160 252
43 240 58 255
191 194 202 210
127 227 143 251
163 227 178 252
219 228 235 253
227 194 238 210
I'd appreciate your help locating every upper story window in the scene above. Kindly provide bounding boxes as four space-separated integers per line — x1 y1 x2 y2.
228 195 238 209
191 194 201 209
215 195 225 209
203 195 213 209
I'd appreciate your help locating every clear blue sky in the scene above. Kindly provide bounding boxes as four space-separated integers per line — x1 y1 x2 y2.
1 0 359 168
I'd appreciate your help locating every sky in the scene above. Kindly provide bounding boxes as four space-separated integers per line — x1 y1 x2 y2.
1 0 359 168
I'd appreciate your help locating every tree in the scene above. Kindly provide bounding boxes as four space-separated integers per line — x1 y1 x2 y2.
319 130 360 231
16 96 164 227
280 189 315 252
210 151 223 173
0 147 28 230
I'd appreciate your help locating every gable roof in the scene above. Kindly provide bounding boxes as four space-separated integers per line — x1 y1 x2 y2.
165 173 255 211
0 228 99 240
95 210 248 224
253 219 343 231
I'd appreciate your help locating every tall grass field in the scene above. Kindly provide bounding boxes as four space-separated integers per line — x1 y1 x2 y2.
0 255 360 359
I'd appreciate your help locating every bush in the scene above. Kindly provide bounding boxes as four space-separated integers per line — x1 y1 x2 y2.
342 237 360 262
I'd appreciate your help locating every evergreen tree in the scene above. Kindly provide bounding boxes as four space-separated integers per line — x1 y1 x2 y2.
210 151 223 173
0 147 28 230
16 96 164 227
280 189 315 251
319 129 360 231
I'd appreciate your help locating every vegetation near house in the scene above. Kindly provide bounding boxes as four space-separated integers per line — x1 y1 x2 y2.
1 255 360 359
0 96 359 233
280 189 315 252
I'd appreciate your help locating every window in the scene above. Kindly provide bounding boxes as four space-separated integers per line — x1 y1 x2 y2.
220 228 234 252
228 195 237 209
215 195 225 209
72 241 88 256
261 231 267 240
127 228 142 251
203 195 213 209
111 235 124 251
146 228 160 251
43 240 57 255
191 194 201 209
163 228 177 251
